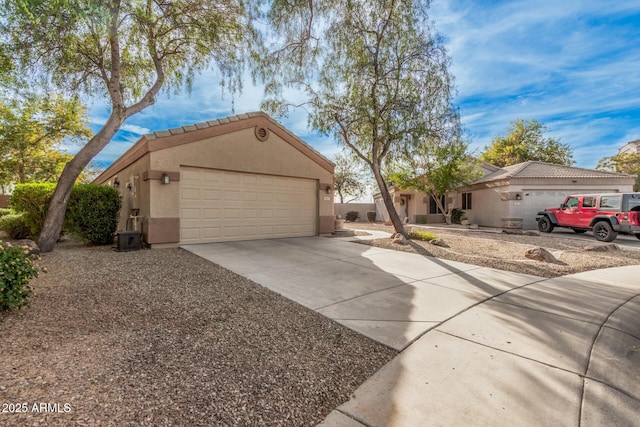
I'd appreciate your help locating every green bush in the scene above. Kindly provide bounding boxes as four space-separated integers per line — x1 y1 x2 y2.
408 230 439 241
65 184 121 245
451 208 464 224
0 240 45 310
9 183 56 237
0 208 12 218
0 214 31 239
345 211 359 222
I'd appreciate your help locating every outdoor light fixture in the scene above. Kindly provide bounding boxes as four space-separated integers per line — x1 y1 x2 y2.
113 179 120 188
161 173 171 185
515 193 522 200
326 185 332 194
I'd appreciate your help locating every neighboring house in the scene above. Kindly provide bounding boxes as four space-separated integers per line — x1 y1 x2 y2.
375 161 636 230
374 162 499 224
458 161 636 229
94 112 335 247
618 139 640 155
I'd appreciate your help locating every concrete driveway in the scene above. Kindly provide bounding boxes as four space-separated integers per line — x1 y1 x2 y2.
183 236 640 426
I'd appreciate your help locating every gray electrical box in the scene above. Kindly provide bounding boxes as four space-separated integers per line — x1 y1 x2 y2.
117 231 141 252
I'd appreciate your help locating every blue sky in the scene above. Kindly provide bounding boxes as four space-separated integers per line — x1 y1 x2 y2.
88 0 640 169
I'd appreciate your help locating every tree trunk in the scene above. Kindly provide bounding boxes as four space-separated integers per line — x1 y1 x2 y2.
38 112 124 252
371 164 407 238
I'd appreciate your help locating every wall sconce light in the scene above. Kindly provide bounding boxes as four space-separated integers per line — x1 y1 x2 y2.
161 173 171 185
515 193 522 200
126 182 132 191
113 179 120 188
326 185 332 194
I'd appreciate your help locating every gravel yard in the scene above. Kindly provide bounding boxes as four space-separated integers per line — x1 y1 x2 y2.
0 242 396 426
345 222 640 278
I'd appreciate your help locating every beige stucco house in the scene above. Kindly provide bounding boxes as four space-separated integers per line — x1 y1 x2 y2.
373 162 499 224
95 112 335 247
374 161 636 230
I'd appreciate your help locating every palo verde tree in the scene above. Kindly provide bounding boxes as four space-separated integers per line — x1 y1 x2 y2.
389 134 480 224
2 0 257 251
0 94 92 192
480 119 573 167
264 0 458 237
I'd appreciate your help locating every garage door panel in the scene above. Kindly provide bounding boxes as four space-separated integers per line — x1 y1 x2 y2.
180 167 317 243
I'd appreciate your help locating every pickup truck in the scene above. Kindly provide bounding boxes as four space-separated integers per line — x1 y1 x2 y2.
536 193 640 242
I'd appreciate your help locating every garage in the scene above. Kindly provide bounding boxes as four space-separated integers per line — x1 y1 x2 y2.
180 167 317 243
94 112 335 247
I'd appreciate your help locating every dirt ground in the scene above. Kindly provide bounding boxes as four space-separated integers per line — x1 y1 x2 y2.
344 222 640 278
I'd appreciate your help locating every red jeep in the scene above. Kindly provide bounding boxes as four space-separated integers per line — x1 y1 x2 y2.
536 193 640 242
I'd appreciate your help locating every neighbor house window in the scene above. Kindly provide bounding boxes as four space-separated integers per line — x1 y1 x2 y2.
462 193 472 210
429 195 446 214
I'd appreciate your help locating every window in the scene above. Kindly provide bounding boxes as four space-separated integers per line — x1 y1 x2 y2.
462 193 472 210
582 197 596 208
565 197 579 208
429 195 446 214
599 196 621 210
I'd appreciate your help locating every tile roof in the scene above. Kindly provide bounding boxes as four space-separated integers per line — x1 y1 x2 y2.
473 161 634 184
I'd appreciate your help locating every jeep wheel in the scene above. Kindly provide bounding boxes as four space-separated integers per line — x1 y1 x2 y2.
537 216 554 233
593 221 618 242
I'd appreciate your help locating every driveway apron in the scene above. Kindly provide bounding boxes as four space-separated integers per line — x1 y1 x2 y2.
182 236 640 426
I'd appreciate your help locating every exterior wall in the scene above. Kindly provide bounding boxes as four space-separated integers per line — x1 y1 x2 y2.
373 189 445 224
147 126 334 244
97 154 152 240
618 141 640 155
463 178 635 229
334 203 377 221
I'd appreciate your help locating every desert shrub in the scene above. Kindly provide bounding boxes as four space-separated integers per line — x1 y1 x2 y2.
9 183 56 237
366 211 376 222
0 240 45 310
0 214 31 239
451 208 464 224
0 208 12 218
345 211 359 222
408 230 439 241
65 184 121 245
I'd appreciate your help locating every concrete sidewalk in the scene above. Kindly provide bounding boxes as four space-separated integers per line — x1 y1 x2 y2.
182 236 640 426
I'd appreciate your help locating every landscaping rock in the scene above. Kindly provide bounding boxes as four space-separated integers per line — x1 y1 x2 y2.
392 233 408 245
524 247 558 263
12 239 40 256
584 243 621 252
503 229 523 235
430 238 449 248
524 230 540 236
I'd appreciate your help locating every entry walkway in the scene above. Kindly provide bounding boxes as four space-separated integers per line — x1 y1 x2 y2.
183 237 640 426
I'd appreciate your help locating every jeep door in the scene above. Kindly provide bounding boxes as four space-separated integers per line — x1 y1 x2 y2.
555 196 580 226
577 196 598 228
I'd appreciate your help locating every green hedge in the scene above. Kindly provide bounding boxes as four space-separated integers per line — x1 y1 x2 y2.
9 183 56 237
65 184 121 245
0 240 45 310
0 214 31 239
0 208 12 218
9 183 122 245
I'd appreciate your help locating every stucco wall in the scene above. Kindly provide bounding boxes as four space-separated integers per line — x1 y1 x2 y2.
98 154 151 238
334 203 376 221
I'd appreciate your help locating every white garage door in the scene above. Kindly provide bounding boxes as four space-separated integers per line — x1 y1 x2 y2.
522 191 570 229
180 167 317 244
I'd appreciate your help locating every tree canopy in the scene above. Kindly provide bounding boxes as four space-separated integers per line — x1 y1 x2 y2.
389 137 480 223
597 151 640 191
480 119 573 167
332 152 370 204
0 94 92 192
2 0 258 251
265 0 459 236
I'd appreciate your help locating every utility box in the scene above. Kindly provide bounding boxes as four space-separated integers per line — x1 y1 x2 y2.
117 231 141 252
